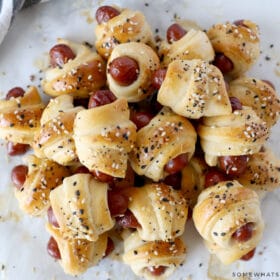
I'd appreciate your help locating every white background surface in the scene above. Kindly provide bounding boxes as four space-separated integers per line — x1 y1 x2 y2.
0 0 280 279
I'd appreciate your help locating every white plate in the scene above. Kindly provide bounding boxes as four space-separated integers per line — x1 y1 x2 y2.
0 1 280 279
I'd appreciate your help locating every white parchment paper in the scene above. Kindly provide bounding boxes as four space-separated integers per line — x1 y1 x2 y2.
0 1 279 279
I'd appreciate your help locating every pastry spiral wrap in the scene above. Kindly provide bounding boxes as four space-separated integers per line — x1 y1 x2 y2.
129 107 196 181
160 29 215 66
49 173 115 241
181 157 208 208
193 180 264 264
95 8 155 58
127 183 188 241
46 223 108 276
14 155 71 216
198 106 269 166
33 95 83 166
207 21 260 78
123 231 186 280
107 42 160 102
73 98 137 178
234 147 280 193
0 86 44 144
42 39 106 98
157 59 231 119
229 77 280 128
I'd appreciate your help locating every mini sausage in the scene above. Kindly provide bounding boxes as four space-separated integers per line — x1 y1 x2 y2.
229 96 242 111
218 155 249 176
47 236 61 260
88 90 116 108
166 23 187 43
115 210 141 228
232 222 254 242
108 56 139 86
7 142 29 156
107 190 129 217
164 153 189 174
204 168 228 188
151 68 167 90
213 53 234 74
11 165 28 190
130 110 154 130
49 44 76 68
5 87 25 100
95 5 120 24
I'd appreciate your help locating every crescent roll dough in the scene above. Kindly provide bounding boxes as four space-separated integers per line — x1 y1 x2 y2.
157 60 231 119
160 29 215 66
234 147 280 193
46 223 108 276
42 39 106 98
193 180 264 264
33 95 83 166
207 21 260 78
14 155 71 216
181 157 208 209
198 106 269 166
73 98 137 178
95 8 155 58
49 173 114 242
127 183 188 241
129 107 196 182
123 231 186 280
229 77 280 128
107 42 160 102
0 86 44 144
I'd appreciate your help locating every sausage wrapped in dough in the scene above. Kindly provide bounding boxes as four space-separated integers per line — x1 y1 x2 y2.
33 95 83 166
49 173 115 241
46 223 108 276
229 77 280 129
0 86 44 144
42 39 106 98
127 183 188 241
95 7 155 58
157 59 231 119
123 231 186 280
198 106 269 166
207 21 260 78
14 155 71 216
74 98 137 178
193 180 264 264
129 107 196 182
107 42 160 102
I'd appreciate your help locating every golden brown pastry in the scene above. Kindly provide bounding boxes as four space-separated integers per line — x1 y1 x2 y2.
95 7 154 59
127 183 188 241
193 180 264 264
181 157 208 208
207 21 260 78
49 173 114 241
42 39 106 98
198 106 269 166
157 59 231 119
160 29 215 66
129 107 196 182
123 231 186 280
33 95 83 166
73 98 137 178
234 146 280 193
107 42 160 102
14 155 71 216
0 86 44 144
229 77 280 128
46 223 108 276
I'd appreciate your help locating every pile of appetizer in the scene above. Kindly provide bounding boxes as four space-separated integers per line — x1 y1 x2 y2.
1 5 280 280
